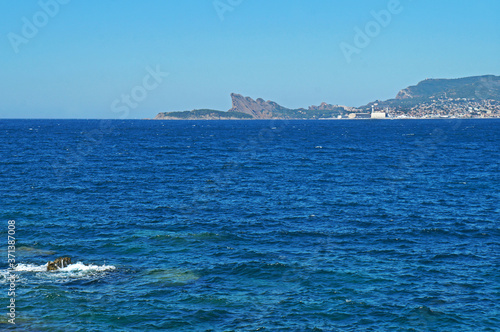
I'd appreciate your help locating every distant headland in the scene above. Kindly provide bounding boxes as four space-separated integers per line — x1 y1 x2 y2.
154 75 500 120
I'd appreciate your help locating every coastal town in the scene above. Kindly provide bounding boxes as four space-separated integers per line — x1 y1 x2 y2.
371 97 500 119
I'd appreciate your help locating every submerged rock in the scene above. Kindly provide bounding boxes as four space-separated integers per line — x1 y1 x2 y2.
145 268 199 285
47 257 71 271
17 246 55 256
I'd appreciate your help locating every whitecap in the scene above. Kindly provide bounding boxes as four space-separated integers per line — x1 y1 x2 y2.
13 262 115 273
14 263 47 272
0 262 117 283
56 262 116 273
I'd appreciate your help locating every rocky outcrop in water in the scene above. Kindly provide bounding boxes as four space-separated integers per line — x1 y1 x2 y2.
47 257 71 271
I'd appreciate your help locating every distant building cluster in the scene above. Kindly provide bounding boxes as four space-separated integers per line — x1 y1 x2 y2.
383 98 500 119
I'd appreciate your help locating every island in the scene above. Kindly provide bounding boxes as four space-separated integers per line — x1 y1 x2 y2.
154 75 500 120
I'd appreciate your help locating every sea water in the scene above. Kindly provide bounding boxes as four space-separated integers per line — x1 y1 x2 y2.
0 119 498 331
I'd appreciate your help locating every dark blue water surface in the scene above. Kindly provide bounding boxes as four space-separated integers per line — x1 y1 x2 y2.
0 119 499 331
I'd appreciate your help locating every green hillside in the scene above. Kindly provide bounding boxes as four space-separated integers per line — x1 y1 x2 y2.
397 75 500 100
156 109 253 119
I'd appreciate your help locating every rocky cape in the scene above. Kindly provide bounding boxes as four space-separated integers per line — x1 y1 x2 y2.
154 75 500 120
155 94 354 120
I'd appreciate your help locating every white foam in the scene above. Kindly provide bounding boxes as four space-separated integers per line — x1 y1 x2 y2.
58 262 116 272
14 263 47 272
0 262 117 284
13 262 116 273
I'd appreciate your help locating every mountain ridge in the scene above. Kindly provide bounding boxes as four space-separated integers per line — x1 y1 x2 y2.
395 75 500 100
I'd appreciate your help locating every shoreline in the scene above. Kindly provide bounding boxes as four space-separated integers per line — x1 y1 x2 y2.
149 116 500 121
1 117 500 121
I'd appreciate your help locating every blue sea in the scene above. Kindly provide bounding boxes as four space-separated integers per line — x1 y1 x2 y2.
0 119 499 331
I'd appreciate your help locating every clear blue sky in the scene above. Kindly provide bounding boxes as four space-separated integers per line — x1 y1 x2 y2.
1 0 499 118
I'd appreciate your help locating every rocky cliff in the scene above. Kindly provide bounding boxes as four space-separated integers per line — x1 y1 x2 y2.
228 93 284 119
227 93 352 119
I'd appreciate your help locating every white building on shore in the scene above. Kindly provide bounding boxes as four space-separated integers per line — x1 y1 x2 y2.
371 105 386 119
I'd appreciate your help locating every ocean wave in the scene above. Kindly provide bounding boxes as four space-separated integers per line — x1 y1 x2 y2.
0 262 117 283
14 262 116 273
